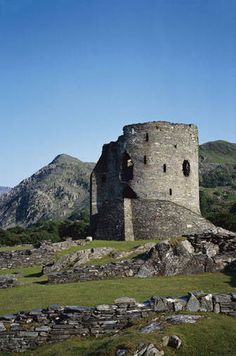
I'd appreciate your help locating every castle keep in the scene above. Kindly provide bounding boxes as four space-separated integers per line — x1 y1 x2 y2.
90 121 213 240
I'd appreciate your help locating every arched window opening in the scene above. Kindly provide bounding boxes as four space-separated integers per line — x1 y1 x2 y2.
163 164 166 173
121 152 134 181
123 186 137 199
174 144 177 149
145 133 149 142
144 155 147 164
169 188 172 196
183 160 190 177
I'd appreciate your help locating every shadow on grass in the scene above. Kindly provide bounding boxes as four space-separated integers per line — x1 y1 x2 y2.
25 271 43 278
35 280 48 285
223 271 236 288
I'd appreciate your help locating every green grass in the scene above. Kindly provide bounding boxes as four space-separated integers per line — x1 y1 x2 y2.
0 244 33 252
0 265 46 284
0 272 235 315
56 239 158 257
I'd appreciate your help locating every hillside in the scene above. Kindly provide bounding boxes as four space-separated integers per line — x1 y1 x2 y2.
199 140 236 231
200 140 236 164
0 187 11 196
0 155 95 229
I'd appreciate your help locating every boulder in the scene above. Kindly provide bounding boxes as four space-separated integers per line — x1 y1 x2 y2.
186 293 200 312
162 335 182 349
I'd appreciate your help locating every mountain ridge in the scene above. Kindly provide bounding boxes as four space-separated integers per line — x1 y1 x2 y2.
0 154 95 229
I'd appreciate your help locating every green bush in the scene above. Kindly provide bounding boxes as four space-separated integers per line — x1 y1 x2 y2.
0 212 90 247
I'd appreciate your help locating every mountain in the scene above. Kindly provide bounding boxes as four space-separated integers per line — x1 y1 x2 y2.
0 187 11 196
199 140 236 232
0 155 95 229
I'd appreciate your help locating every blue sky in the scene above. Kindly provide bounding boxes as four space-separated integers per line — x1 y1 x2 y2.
0 0 235 186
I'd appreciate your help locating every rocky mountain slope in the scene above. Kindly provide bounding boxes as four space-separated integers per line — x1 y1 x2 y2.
0 155 95 229
0 187 11 196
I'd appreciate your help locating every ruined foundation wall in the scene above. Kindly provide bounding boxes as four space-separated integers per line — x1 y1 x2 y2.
130 199 214 240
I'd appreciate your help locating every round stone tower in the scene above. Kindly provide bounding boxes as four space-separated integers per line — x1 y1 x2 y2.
91 121 212 241
121 121 200 213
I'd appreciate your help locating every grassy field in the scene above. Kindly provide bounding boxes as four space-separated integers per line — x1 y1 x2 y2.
0 240 236 355
0 244 33 252
56 239 158 257
0 269 235 314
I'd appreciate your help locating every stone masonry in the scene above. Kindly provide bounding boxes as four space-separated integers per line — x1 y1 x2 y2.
90 121 214 240
0 291 236 352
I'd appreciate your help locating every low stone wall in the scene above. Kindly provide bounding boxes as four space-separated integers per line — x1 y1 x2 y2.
48 259 143 283
0 291 236 352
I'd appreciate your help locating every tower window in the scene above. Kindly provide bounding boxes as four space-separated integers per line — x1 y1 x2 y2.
144 155 147 164
169 188 172 196
145 133 149 141
183 160 191 177
121 152 134 181
174 144 177 148
163 164 166 173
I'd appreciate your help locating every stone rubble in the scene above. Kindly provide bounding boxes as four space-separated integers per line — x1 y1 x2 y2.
0 239 86 269
47 231 236 284
0 275 17 289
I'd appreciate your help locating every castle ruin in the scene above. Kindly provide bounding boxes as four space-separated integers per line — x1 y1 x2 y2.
90 121 213 240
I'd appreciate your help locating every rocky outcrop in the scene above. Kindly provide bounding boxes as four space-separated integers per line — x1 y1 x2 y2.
43 242 156 274
43 247 114 273
0 291 235 352
47 230 236 284
0 155 95 229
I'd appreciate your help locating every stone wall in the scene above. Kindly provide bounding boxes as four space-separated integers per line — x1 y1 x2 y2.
0 291 236 352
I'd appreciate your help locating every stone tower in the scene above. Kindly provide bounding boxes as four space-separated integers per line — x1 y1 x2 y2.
90 121 213 240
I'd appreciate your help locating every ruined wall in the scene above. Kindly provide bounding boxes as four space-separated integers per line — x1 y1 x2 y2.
91 121 203 240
